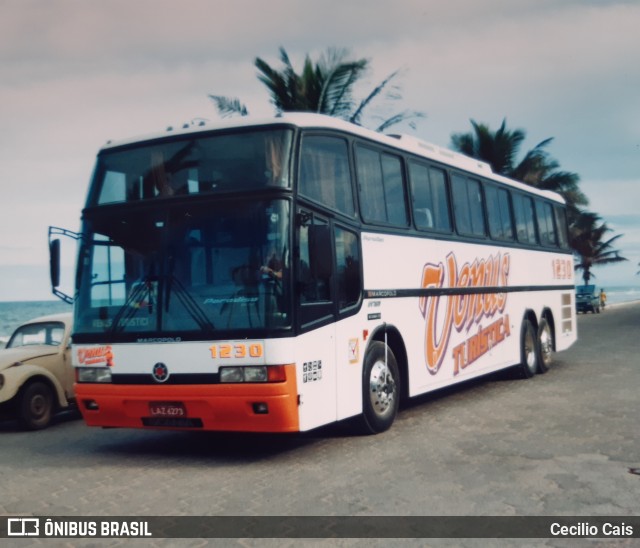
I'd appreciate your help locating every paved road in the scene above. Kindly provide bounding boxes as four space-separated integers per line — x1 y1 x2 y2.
2 303 639 547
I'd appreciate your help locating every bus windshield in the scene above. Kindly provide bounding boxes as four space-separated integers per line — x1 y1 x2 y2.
75 199 290 339
91 128 293 206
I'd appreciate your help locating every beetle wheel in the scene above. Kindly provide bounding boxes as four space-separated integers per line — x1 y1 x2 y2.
18 381 54 430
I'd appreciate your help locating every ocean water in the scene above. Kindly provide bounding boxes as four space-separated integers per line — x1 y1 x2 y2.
598 286 640 306
1 287 639 344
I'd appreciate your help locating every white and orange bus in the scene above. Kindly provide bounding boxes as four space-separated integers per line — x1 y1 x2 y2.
50 113 576 434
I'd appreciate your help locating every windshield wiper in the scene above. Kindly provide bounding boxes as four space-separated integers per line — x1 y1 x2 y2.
108 276 156 335
165 274 215 335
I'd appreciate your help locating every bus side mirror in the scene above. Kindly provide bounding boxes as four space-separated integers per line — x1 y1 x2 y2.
48 226 79 305
50 238 61 289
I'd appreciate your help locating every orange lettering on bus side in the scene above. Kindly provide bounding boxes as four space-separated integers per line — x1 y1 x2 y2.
420 252 511 376
420 257 455 375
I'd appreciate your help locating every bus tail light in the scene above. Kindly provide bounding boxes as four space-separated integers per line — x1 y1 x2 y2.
267 365 286 382
219 365 286 383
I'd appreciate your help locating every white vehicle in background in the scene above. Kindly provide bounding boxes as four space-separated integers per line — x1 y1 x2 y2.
0 313 74 429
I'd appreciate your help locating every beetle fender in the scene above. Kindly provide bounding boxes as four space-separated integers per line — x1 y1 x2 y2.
0 364 69 407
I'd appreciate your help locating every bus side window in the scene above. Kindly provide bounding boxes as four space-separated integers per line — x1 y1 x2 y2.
513 193 537 244
297 212 335 328
535 200 558 246
298 215 332 304
409 162 451 232
335 227 361 311
452 174 486 237
486 185 514 240
299 136 354 216
356 146 408 227
428 167 452 232
554 206 569 248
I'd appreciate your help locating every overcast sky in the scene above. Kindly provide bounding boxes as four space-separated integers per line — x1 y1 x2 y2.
1 0 639 301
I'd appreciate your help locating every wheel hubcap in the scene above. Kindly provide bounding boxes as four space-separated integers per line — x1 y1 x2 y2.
524 329 537 372
540 327 553 366
31 394 47 418
369 360 396 419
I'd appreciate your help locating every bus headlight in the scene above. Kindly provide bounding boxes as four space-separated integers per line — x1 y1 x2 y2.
219 366 245 383
243 366 268 383
219 365 285 383
77 367 112 383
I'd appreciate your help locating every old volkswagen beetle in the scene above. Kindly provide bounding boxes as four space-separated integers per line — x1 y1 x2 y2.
0 313 74 429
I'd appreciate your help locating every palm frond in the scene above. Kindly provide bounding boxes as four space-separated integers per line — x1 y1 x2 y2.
350 69 399 126
320 60 368 117
375 110 426 133
255 56 292 112
208 95 248 117
451 132 475 157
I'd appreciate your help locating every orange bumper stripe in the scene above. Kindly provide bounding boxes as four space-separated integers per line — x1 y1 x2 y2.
76 364 299 433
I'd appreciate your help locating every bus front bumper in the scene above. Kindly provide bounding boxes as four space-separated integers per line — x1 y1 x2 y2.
75 366 300 433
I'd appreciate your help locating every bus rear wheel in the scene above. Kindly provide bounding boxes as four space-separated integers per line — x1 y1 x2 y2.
537 317 554 374
359 341 400 434
517 319 539 378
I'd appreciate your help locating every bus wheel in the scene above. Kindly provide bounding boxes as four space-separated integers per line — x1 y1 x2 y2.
359 341 400 434
18 381 54 430
537 318 553 374
517 319 538 378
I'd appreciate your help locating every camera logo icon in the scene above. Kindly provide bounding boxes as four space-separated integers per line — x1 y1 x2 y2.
7 518 40 536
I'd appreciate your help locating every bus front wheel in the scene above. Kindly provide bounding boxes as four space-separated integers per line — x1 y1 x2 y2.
359 341 400 434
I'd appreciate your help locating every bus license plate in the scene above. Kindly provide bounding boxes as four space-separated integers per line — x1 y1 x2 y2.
149 402 186 417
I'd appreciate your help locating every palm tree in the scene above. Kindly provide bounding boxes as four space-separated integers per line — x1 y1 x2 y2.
451 119 588 217
571 211 628 285
254 47 367 116
209 47 424 132
451 119 526 175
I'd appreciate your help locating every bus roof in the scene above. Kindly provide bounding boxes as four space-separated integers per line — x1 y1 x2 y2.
101 113 565 204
